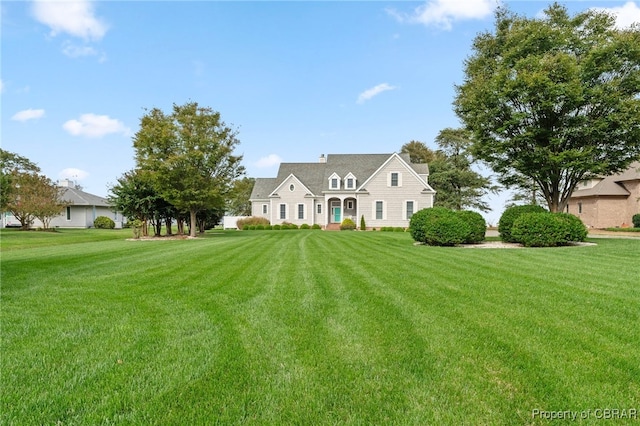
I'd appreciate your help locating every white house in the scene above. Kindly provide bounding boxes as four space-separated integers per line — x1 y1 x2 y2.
2 179 123 229
249 153 436 229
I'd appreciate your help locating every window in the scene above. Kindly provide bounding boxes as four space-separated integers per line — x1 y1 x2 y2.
289 184 295 192
347 200 353 210
331 178 339 189
376 201 383 220
391 173 399 187
317 204 322 214
66 206 71 221
346 178 354 189
298 204 304 220
262 204 268 214
280 204 286 220
406 201 414 219
578 202 583 214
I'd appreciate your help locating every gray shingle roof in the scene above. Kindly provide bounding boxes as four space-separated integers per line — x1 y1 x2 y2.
250 153 429 199
61 187 111 207
571 162 640 198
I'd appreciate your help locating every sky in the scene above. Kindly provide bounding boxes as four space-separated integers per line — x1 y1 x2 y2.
2 0 639 225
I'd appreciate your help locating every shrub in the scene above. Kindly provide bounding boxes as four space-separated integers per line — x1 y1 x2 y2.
264 225 273 230
340 218 356 230
94 216 115 229
498 204 547 242
511 213 572 247
393 227 405 232
360 215 366 230
245 225 255 230
311 224 322 230
236 216 270 230
554 213 587 242
255 224 265 230
409 207 471 246
633 213 640 228
130 219 143 239
456 210 486 243
272 224 281 230
300 224 311 229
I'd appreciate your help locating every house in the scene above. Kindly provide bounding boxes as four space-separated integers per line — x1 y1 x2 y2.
567 162 640 228
249 153 436 229
2 179 123 229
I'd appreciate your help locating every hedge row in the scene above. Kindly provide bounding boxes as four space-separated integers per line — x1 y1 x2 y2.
499 205 588 247
409 207 486 246
244 223 322 230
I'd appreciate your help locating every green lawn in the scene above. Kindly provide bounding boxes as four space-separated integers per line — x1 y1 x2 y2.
1 229 639 424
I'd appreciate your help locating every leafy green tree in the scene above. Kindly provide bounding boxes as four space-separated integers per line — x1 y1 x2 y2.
0 149 41 212
454 4 640 212
400 140 443 164
430 128 497 212
5 172 68 230
227 177 255 216
134 102 244 237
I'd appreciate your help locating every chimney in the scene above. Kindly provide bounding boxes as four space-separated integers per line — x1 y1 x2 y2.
58 179 75 189
319 154 326 163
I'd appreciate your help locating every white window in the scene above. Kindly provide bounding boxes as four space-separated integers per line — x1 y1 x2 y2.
66 206 71 221
346 178 354 189
375 201 384 220
391 172 399 187
406 201 414 219
289 184 295 192
279 204 287 220
262 204 268 215
317 204 322 214
347 200 353 210
298 204 305 220
331 178 339 189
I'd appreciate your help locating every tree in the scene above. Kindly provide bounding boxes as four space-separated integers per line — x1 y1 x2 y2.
227 177 255 216
454 4 640 212
5 172 68 230
400 140 443 164
0 149 40 212
134 102 244 237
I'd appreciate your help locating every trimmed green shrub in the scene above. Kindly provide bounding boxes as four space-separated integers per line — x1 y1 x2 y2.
633 213 640 228
94 216 115 229
409 207 471 246
456 210 486 243
360 215 366 230
311 224 322 230
393 227 405 232
555 213 587 242
511 213 571 247
245 225 255 230
340 218 356 230
264 225 273 230
300 223 311 229
499 204 547 242
236 216 270 230
255 224 265 230
272 224 281 230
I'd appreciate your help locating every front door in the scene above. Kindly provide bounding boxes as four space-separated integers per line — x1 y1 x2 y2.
332 207 341 223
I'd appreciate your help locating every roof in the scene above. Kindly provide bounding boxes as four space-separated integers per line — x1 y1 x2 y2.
61 186 112 207
250 153 430 200
571 162 640 198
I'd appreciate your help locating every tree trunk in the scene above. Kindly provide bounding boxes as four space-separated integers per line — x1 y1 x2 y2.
165 217 172 235
189 209 197 237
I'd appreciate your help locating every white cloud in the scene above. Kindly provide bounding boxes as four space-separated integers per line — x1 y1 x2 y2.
357 83 397 104
592 1 640 29
62 41 98 58
388 0 497 30
63 113 131 138
31 0 108 41
255 154 282 168
11 108 45 122
59 168 89 181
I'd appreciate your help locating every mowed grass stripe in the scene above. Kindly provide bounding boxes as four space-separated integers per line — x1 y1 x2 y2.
1 230 639 424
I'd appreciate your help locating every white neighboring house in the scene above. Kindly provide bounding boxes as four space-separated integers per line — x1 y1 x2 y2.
249 153 436 229
2 179 123 229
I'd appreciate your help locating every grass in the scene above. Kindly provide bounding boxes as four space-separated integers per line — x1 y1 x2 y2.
1 229 639 424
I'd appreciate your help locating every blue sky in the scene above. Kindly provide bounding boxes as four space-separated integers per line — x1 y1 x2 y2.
2 0 639 224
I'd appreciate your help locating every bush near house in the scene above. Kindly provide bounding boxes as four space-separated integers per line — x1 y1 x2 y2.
633 214 640 228
360 215 366 231
93 216 115 229
498 204 547 242
236 216 270 230
300 224 311 229
409 207 473 246
456 210 486 244
340 218 356 230
311 224 322 230
554 212 588 242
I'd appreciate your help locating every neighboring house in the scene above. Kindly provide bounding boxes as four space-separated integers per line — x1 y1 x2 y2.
249 153 436 229
567 162 640 228
2 179 123 229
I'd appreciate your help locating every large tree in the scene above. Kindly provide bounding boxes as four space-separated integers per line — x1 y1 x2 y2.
226 177 255 216
133 102 244 237
0 149 41 212
5 172 68 230
454 4 640 212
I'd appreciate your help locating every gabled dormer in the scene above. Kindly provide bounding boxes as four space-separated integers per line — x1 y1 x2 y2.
344 172 357 190
328 172 341 190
